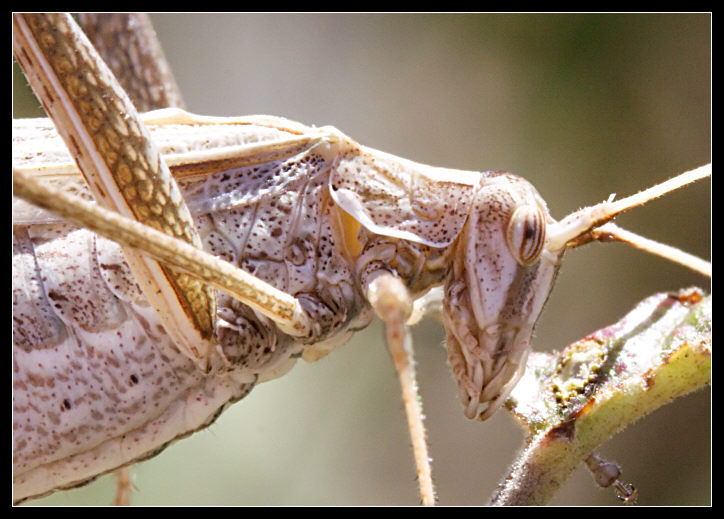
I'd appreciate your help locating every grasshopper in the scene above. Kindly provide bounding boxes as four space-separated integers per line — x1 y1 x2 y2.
13 14 710 505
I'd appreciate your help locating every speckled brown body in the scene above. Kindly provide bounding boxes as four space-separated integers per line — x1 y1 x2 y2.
13 111 563 502
12 134 376 501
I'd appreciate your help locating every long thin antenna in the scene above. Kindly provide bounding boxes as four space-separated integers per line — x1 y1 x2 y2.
591 223 711 277
547 164 711 277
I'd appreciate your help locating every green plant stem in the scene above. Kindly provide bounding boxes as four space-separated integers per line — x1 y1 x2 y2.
490 289 711 505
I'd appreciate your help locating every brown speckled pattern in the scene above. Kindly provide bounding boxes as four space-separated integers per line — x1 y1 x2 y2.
12 140 371 501
13 225 215 498
331 147 475 247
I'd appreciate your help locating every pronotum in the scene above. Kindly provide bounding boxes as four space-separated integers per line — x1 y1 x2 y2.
13 13 710 505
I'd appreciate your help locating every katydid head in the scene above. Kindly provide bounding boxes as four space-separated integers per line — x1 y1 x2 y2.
442 172 563 420
439 164 707 420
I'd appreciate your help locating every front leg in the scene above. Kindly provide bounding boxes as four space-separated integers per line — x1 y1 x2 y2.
366 272 435 506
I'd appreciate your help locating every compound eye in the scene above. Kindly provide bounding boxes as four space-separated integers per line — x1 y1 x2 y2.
505 205 546 266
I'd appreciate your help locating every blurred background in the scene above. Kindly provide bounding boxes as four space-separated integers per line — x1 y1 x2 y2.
14 13 710 505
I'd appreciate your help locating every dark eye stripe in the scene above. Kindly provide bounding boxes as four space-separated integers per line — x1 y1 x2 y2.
520 209 544 261
507 205 546 266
